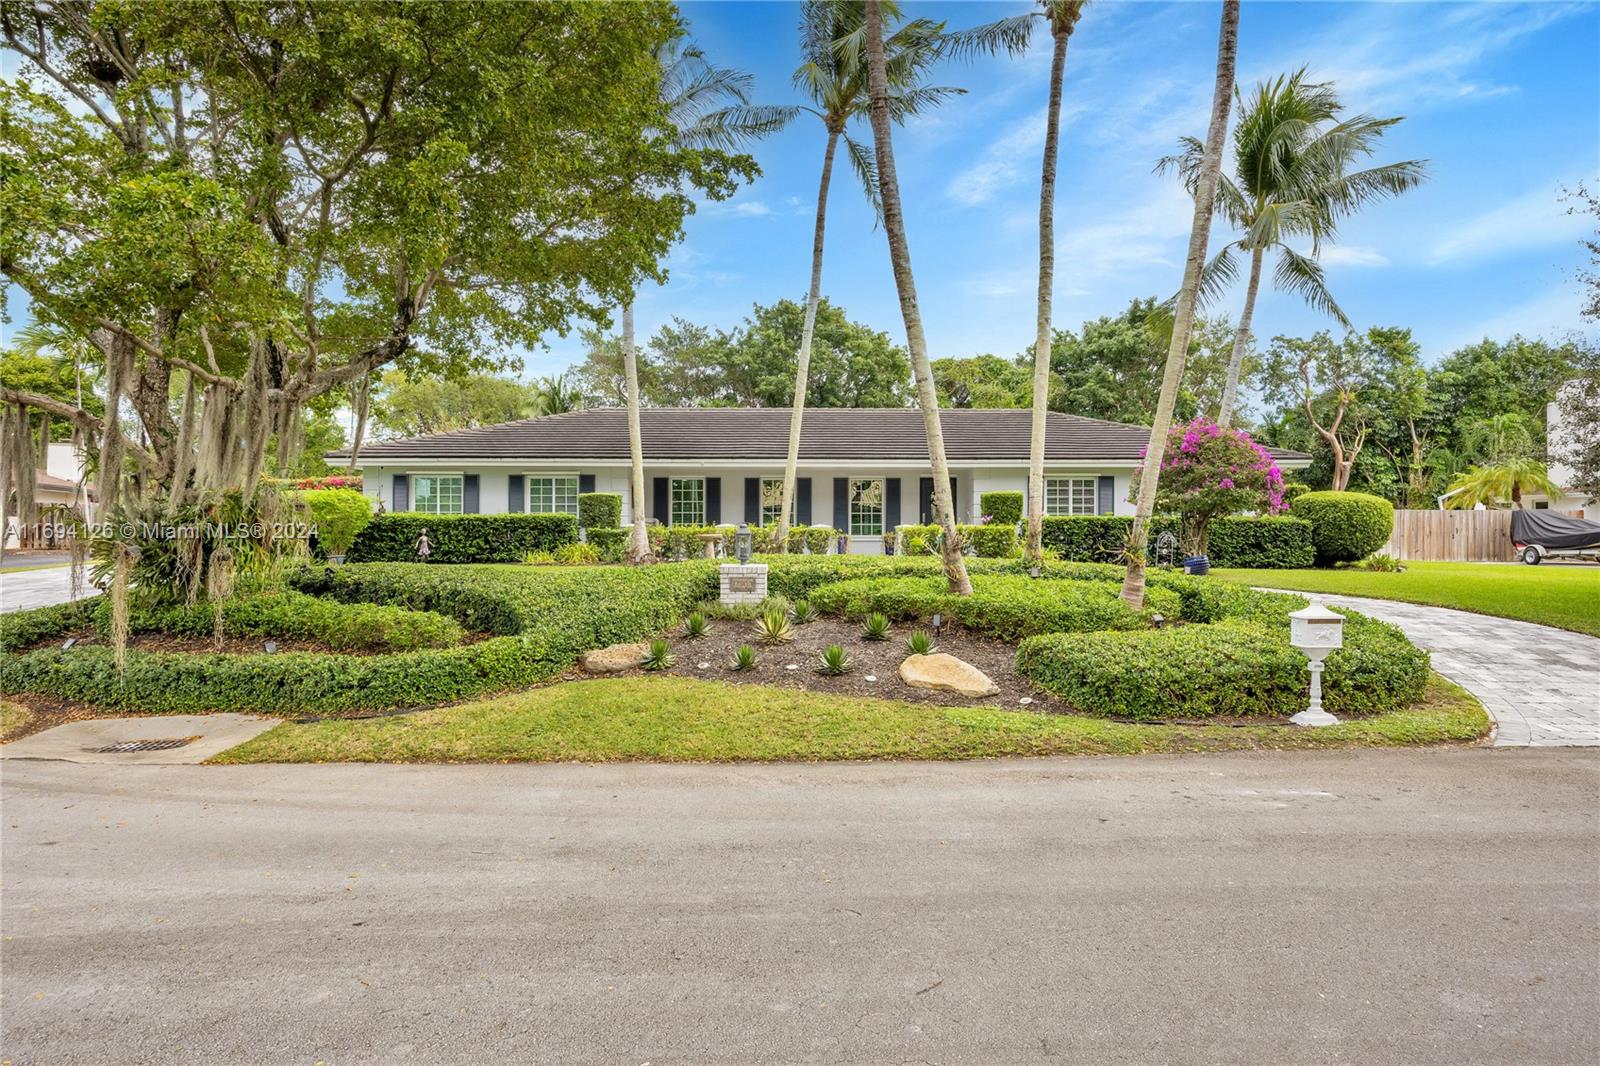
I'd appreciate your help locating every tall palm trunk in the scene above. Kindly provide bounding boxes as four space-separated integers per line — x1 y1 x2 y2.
1026 9 1078 566
1216 244 1264 428
865 0 970 595
1120 0 1240 608
779 126 841 548
622 301 651 562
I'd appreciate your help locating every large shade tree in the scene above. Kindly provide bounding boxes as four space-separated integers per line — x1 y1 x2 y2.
1160 69 1425 428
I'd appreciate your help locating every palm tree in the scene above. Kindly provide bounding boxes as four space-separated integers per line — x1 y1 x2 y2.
1024 1 1087 566
1159 70 1426 428
531 372 581 417
622 40 798 562
1119 0 1240 609
863 0 970 594
1462 411 1534 464
1444 458 1562 509
775 1 962 548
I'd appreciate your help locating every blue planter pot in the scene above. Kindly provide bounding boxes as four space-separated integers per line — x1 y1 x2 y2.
1182 554 1210 576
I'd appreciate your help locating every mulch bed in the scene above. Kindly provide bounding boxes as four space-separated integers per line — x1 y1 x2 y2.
604 615 1072 713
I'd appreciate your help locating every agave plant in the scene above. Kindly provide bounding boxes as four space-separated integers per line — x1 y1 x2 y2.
684 610 711 638
756 607 794 645
641 638 676 671
730 644 758 672
905 630 936 656
790 599 818 624
861 612 891 641
819 643 853 676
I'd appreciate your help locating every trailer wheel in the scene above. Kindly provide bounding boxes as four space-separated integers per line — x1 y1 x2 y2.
1522 546 1542 565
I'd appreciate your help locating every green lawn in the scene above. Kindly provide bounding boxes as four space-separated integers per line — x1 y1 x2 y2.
213 672 1488 764
1215 562 1600 637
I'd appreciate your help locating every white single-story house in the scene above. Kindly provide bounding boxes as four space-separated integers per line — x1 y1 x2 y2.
340 408 1311 554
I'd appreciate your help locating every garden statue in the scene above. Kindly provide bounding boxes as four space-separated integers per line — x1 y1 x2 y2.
415 528 433 561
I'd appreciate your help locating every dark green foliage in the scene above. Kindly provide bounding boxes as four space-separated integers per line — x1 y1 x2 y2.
730 644 758 671
0 596 100 651
905 630 936 655
1282 481 1312 505
684 611 711 638
962 523 1020 559
299 488 373 556
979 491 1023 526
1016 611 1429 721
641 638 676 671
790 599 818 624
1039 515 1313 568
818 644 852 676
861 612 891 640
578 493 622 529
1290 491 1395 564
348 513 578 563
585 527 630 562
96 590 462 651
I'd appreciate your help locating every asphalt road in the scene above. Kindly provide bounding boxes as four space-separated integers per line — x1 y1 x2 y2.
2 749 1597 1065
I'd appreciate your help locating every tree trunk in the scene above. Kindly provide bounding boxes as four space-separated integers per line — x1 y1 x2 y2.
1026 16 1075 566
1216 244 1263 428
865 0 970 595
622 301 651 562
779 126 840 549
348 372 370 471
1120 0 1240 609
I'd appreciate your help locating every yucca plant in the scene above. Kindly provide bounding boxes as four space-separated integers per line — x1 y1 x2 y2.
730 644 758 671
861 612 891 641
819 643 852 676
756 607 794 645
790 599 818 624
640 638 676 671
684 611 711 638
905 630 936 656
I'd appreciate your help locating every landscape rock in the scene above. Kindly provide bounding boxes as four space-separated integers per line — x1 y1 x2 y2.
580 642 649 674
899 653 999 698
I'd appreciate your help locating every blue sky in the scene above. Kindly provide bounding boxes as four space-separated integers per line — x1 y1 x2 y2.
529 0 1598 378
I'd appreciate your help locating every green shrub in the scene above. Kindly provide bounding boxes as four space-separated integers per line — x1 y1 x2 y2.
586 527 630 562
348 513 578 563
641 638 675 671
0 596 100 651
961 523 1019 558
861 612 891 641
1016 610 1428 721
299 488 373 557
979 491 1023 526
1039 515 1313 568
905 630 936 655
1290 491 1395 565
91 590 463 652
578 492 623 530
818 644 852 676
890 523 942 556
1282 481 1312 506
730 644 758 671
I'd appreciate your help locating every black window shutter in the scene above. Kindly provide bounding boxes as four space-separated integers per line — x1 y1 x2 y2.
885 478 901 530
918 477 932 525
393 474 409 512
706 477 721 524
745 478 760 523
1097 475 1115 515
462 474 480 513
507 474 524 513
579 473 595 494
797 478 812 525
833 477 848 532
653 477 669 524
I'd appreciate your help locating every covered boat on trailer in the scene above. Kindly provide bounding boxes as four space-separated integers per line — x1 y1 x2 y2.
1510 509 1600 564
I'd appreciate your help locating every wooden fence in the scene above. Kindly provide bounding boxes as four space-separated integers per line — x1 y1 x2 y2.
1379 509 1576 562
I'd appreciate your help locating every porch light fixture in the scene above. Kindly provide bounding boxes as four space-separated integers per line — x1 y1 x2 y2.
1288 600 1344 727
735 522 752 564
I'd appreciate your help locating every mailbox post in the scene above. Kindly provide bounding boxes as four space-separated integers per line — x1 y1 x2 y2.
1289 600 1344 726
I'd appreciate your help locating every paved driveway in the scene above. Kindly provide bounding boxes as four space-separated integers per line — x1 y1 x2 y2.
0 564 78 613
2 751 1596 1064
1270 591 1600 747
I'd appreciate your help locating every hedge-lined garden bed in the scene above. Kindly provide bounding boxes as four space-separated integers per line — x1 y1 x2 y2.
348 513 579 563
1040 515 1313 568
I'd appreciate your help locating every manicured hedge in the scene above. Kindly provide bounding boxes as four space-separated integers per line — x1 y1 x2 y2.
578 492 622 529
0 596 100 651
979 491 1023 526
347 512 578 563
298 488 374 557
886 523 1018 558
585 527 630 562
649 523 836 560
94 590 463 652
1017 611 1428 721
1290 491 1395 565
1039 515 1313 568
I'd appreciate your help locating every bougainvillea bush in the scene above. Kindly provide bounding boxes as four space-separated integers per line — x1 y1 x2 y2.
1131 419 1288 556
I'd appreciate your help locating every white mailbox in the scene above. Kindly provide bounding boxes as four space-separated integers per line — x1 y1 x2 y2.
1288 600 1344 727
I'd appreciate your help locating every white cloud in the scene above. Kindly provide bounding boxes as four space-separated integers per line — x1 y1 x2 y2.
1053 182 1196 284
1429 183 1588 265
946 107 1049 206
704 199 771 219
1439 281 1592 353
1320 245 1390 268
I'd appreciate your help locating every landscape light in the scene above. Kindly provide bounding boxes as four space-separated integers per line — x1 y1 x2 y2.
931 612 943 637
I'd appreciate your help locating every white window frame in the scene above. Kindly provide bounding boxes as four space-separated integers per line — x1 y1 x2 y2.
670 477 705 526
411 473 464 515
527 473 579 516
849 478 885 537
1045 476 1097 516
760 477 797 526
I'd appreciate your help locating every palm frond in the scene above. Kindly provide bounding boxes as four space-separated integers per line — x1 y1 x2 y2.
1196 243 1242 309
1273 247 1350 329
1318 158 1428 217
936 13 1038 61
843 132 883 225
678 104 802 151
885 84 965 122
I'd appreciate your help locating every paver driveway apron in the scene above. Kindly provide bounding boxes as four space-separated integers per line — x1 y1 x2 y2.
1262 589 1600 747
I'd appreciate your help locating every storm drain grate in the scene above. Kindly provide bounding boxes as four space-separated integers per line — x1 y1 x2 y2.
87 736 203 754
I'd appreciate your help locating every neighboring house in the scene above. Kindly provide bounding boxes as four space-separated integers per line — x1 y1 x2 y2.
1531 398 1589 517
338 408 1312 555
3 442 94 549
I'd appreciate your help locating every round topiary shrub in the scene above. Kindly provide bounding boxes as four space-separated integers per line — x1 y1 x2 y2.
1290 491 1394 564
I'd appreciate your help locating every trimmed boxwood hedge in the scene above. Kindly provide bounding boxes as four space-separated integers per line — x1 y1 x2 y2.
94 590 464 652
0 596 100 651
1016 611 1428 721
348 513 578 563
1290 491 1394 565
1039 515 1313 568
979 491 1023 526
578 492 622 529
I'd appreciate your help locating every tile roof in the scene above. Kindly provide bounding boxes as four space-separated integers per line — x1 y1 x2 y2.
339 407 1310 463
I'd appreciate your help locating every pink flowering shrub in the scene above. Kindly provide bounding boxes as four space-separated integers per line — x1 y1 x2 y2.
1130 419 1287 555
